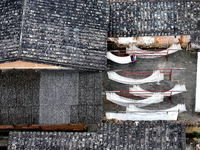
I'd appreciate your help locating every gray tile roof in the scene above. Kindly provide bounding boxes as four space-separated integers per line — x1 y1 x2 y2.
108 0 200 42
1 0 200 70
7 121 186 150
0 0 22 61
0 70 40 125
0 70 102 125
0 0 109 71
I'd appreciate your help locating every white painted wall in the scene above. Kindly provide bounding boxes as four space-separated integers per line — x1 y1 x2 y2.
195 52 200 112
108 36 191 48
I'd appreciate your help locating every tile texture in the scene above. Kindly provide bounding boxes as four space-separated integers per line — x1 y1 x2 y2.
7 121 186 150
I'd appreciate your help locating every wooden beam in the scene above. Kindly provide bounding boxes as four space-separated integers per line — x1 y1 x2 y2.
0 61 65 69
0 124 86 131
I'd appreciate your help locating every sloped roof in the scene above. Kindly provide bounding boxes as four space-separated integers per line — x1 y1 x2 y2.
0 0 109 71
7 121 186 149
0 0 22 61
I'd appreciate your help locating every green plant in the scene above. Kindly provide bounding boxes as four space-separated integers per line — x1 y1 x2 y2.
193 132 200 139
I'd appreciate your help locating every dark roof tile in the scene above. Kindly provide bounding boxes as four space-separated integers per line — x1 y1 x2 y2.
7 121 186 149
108 0 200 41
0 0 109 71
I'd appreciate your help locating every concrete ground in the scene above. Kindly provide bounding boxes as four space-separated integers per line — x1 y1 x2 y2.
102 49 200 121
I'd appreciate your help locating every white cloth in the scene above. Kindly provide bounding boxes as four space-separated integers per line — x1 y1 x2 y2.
107 51 132 64
106 104 187 121
129 84 187 97
106 111 179 121
107 44 182 64
126 44 182 58
107 70 164 85
106 92 164 107
126 104 187 112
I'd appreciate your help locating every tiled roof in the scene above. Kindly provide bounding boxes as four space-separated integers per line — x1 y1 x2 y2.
108 0 200 42
7 121 186 149
0 0 22 61
0 70 40 125
1 0 200 70
0 70 102 125
0 0 109 71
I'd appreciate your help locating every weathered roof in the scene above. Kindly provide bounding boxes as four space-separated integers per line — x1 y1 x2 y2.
0 70 102 125
0 0 22 61
0 0 109 71
1 0 199 71
7 121 186 149
108 0 200 43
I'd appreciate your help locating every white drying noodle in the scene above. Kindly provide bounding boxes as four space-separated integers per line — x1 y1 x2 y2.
126 44 182 58
129 84 187 97
106 51 132 64
106 104 186 121
107 70 164 85
126 103 187 113
106 111 179 121
106 92 164 107
107 44 182 64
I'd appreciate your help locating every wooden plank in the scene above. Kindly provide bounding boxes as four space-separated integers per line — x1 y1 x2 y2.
0 124 86 131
